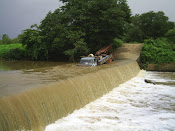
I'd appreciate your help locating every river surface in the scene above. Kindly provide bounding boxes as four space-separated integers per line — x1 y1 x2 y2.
0 60 71 97
0 60 175 131
45 71 175 131
0 59 128 97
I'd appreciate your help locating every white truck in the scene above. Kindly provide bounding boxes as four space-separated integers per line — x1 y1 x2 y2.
78 44 113 66
78 57 97 66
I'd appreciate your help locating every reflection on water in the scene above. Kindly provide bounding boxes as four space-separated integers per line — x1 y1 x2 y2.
45 71 175 131
0 59 130 97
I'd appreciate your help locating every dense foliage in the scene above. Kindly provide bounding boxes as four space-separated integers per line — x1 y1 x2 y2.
125 11 174 42
1 2 175 65
113 38 123 49
19 0 131 61
0 44 26 60
165 29 175 44
141 39 175 65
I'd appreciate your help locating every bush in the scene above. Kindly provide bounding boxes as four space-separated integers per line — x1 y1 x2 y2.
165 29 175 44
113 38 123 49
141 39 175 64
2 48 27 60
0 44 27 60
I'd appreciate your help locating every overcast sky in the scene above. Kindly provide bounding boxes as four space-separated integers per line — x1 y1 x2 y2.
0 0 175 39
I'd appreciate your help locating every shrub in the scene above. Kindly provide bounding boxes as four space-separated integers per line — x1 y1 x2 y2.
0 44 27 60
113 38 123 49
165 29 175 44
141 39 175 64
2 48 26 60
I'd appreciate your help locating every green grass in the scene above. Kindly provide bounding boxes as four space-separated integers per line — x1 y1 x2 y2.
0 43 22 55
0 43 26 59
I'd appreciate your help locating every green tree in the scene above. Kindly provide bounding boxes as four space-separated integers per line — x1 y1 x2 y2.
165 29 175 44
125 11 174 42
0 34 20 44
19 25 47 60
139 11 174 38
63 30 89 62
125 25 144 42
11 36 20 44
2 34 11 44
20 0 131 61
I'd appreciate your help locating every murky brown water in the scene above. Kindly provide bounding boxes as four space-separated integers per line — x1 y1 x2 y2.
0 59 140 131
0 59 130 97
2 59 174 131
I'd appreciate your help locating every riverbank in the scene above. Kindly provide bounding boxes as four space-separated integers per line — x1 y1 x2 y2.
113 43 175 72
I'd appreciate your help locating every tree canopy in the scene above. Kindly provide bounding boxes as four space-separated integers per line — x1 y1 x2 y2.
20 0 131 61
165 29 175 44
1 34 11 44
125 11 174 42
0 34 20 45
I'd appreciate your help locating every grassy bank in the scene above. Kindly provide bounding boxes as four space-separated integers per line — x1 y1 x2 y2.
0 43 26 60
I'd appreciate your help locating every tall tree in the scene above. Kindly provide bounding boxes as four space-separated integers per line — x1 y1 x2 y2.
58 0 131 52
125 11 174 42
2 34 11 44
20 0 131 61
165 29 175 44
138 11 174 39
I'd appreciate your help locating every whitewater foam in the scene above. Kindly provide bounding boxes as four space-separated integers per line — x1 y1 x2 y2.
45 71 175 131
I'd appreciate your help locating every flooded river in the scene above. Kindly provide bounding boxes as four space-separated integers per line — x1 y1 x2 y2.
45 71 175 131
0 59 128 97
0 60 72 97
0 59 175 131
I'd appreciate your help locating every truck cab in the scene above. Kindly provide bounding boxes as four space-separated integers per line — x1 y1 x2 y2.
78 57 97 66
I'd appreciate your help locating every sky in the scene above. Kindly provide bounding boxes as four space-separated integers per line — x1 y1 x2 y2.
0 0 175 39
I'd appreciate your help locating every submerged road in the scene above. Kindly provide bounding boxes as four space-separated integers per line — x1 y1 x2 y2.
113 43 143 61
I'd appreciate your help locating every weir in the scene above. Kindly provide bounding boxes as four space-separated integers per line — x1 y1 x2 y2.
0 60 140 131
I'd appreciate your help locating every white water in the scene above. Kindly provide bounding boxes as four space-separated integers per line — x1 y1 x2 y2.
45 71 175 131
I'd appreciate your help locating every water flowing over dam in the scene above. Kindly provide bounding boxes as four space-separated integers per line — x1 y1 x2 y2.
46 71 175 131
0 44 143 131
0 60 140 131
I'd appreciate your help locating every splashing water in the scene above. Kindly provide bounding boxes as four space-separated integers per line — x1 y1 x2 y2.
45 71 175 131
